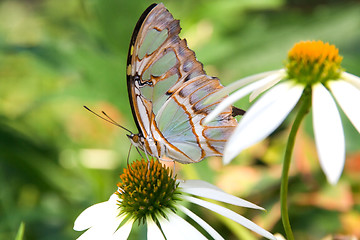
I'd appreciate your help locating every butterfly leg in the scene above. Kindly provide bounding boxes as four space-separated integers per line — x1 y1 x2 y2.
135 146 145 159
172 160 176 179
126 144 133 166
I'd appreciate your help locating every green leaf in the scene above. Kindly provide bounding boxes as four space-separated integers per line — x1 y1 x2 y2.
15 222 25 240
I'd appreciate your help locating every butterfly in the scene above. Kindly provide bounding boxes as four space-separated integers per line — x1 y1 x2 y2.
126 3 243 164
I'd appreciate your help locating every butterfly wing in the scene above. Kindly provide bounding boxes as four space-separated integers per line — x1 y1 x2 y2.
127 3 238 163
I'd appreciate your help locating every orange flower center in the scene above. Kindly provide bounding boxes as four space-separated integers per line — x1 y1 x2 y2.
286 40 343 85
116 159 180 224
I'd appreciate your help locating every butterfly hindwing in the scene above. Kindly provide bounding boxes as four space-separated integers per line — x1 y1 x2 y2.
127 3 238 163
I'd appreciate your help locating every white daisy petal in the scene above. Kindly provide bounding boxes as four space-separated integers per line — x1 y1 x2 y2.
76 225 110 240
147 217 166 240
183 196 276 240
312 83 345 185
178 179 222 191
205 69 284 105
112 219 134 240
74 194 119 231
76 216 124 240
249 70 286 101
342 72 360 89
180 180 263 210
205 70 286 123
224 82 304 164
329 80 360 133
177 205 224 240
74 202 110 231
158 211 207 240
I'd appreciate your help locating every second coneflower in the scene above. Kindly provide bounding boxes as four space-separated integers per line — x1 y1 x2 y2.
206 40 360 185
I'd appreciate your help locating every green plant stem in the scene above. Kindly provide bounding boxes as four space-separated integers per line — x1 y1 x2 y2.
280 89 311 240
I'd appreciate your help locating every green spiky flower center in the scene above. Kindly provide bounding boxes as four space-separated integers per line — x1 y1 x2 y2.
286 40 343 85
116 159 181 224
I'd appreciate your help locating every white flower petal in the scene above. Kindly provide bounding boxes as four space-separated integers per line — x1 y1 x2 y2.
158 211 207 240
180 180 263 210
312 83 345 185
76 225 110 240
342 72 360 89
147 217 166 240
329 80 360 133
205 70 285 123
205 69 284 105
74 194 128 240
224 82 304 164
74 202 110 231
74 194 120 231
183 196 276 240
76 216 124 240
249 70 286 101
178 179 221 191
112 219 134 240
177 205 224 240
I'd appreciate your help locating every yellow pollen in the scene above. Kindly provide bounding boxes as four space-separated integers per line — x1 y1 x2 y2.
288 40 342 65
286 40 343 85
115 159 180 225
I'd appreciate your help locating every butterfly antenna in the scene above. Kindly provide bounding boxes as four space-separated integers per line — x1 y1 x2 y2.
83 106 133 134
100 110 132 134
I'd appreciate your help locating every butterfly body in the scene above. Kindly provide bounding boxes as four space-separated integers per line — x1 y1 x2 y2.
127 3 239 164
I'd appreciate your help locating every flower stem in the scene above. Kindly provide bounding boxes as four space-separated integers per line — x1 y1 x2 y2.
280 87 311 240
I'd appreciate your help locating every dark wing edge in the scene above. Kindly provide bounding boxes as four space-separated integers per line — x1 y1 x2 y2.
126 3 157 134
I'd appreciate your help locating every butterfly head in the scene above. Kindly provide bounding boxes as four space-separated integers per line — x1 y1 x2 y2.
127 133 143 148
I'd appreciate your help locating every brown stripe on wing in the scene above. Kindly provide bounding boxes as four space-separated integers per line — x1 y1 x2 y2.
168 73 237 156
133 4 183 85
150 114 198 163
142 137 154 156
171 96 206 161
203 125 236 154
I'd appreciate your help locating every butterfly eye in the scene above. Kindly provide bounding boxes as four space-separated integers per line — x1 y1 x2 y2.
132 134 139 143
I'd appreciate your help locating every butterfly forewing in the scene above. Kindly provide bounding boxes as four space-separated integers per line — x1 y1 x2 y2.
127 3 238 163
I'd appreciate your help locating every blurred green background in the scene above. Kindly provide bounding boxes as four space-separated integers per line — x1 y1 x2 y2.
1 0 360 239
